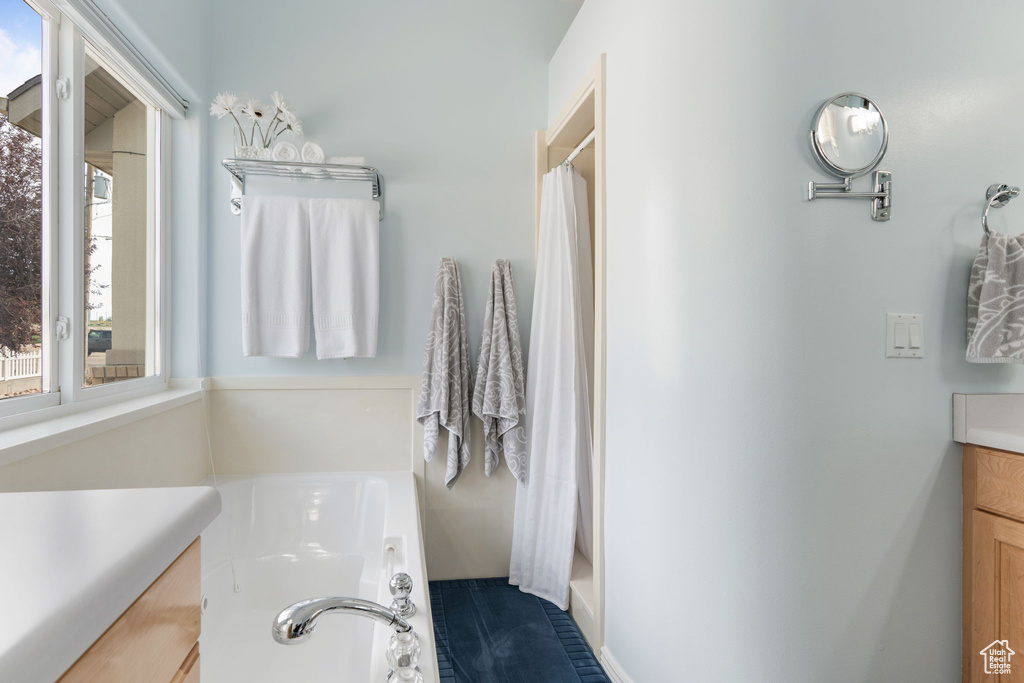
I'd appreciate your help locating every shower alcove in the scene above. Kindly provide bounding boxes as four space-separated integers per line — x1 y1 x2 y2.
534 54 606 653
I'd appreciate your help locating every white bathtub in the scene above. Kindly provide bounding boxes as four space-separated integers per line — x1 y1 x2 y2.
199 472 437 682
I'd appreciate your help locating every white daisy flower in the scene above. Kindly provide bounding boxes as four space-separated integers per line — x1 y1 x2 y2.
240 98 267 123
210 90 302 149
279 109 303 136
271 91 290 113
209 92 239 119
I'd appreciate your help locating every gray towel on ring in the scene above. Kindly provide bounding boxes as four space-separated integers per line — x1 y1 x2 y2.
968 233 1024 362
472 260 527 482
417 258 473 488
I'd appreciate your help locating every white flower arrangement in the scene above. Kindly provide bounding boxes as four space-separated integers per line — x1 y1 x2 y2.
210 91 302 147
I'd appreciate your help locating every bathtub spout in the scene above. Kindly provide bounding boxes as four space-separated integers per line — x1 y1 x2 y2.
272 597 412 645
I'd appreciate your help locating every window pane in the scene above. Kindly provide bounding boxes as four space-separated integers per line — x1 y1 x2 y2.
83 50 155 387
0 1 45 400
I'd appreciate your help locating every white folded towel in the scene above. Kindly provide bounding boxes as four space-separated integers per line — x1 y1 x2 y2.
472 260 527 481
327 156 367 166
417 258 472 488
240 196 310 358
308 198 380 359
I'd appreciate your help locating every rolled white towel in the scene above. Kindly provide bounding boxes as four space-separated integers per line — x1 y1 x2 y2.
273 141 299 162
301 141 325 164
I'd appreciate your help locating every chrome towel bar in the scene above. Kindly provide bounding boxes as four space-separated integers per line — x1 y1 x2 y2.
222 157 384 219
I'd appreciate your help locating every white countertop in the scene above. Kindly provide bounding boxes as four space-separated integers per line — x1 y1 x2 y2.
0 486 221 683
964 426 1024 454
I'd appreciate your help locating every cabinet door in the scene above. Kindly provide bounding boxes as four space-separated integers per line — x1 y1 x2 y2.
972 511 1024 682
59 538 200 682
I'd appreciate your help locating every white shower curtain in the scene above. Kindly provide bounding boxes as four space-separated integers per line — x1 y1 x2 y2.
509 163 594 610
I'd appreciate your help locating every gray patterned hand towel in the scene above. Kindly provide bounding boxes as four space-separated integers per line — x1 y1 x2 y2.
967 233 1024 362
472 260 527 482
417 258 473 488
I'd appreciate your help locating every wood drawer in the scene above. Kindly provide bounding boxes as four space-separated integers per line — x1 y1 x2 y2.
976 447 1024 522
59 538 201 683
170 643 200 683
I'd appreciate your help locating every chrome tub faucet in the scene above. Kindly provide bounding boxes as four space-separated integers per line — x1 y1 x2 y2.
273 574 422 680
272 596 412 644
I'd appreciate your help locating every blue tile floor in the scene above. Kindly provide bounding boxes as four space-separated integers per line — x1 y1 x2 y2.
429 578 609 683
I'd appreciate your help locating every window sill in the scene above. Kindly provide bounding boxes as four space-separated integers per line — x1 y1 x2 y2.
0 380 204 468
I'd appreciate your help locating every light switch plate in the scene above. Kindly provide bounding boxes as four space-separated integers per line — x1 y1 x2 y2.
886 313 924 358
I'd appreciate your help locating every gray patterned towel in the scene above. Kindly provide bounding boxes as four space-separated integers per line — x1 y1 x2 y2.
417 258 473 488
472 260 527 482
967 233 1024 362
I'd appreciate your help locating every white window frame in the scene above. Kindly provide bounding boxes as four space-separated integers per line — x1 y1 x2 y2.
0 0 61 420
61 40 165 405
0 0 183 426
49 0 186 118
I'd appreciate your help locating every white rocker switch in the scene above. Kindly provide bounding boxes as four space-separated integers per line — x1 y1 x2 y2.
893 323 908 349
908 323 922 349
886 313 924 358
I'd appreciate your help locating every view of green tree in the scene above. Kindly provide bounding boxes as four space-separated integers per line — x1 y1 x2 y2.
0 112 42 354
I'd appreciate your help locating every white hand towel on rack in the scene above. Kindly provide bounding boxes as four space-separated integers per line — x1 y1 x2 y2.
308 198 380 359
417 258 473 489
240 196 310 358
472 259 527 481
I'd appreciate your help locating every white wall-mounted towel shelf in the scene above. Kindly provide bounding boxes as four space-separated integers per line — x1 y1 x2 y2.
222 158 384 218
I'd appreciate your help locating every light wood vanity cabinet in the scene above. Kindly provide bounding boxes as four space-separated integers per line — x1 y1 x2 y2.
59 538 202 683
963 445 1024 682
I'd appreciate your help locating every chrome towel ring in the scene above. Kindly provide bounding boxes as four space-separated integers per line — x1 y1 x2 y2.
983 183 1021 235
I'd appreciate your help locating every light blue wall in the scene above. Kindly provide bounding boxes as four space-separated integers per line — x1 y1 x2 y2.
95 0 213 377
549 1 1024 681
202 0 580 376
92 0 211 102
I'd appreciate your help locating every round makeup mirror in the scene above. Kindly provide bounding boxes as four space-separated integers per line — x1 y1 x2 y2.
810 93 888 178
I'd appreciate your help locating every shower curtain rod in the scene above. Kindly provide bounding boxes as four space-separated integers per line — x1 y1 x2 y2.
564 129 596 165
